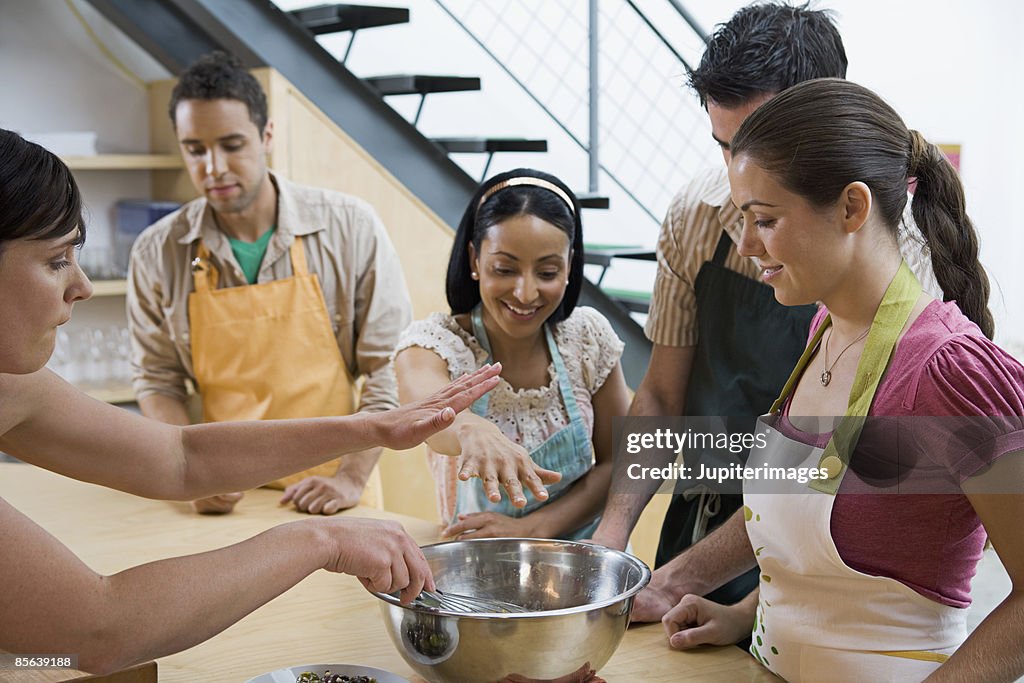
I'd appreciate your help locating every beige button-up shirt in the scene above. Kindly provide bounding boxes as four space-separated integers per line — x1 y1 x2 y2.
645 166 939 348
127 172 412 414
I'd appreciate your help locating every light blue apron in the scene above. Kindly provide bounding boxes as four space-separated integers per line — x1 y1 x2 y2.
453 306 600 540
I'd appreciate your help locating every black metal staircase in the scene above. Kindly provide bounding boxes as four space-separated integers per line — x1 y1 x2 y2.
365 75 481 125
290 3 408 63
290 3 409 34
432 137 549 180
288 3 608 207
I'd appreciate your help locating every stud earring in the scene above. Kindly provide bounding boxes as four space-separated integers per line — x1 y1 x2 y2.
471 272 479 280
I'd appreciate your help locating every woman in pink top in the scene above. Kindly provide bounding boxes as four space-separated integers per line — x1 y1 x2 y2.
661 79 1024 682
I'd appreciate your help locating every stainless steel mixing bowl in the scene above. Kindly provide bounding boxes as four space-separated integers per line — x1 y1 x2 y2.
373 538 651 683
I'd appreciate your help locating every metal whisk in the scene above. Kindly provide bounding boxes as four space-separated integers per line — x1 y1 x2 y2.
413 589 529 614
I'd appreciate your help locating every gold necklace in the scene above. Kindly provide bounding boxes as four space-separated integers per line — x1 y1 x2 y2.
820 325 871 387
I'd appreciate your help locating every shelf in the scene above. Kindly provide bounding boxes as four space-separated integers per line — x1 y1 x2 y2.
85 386 136 404
89 279 128 297
61 154 183 170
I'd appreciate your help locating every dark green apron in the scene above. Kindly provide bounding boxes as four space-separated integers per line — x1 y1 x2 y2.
655 230 817 604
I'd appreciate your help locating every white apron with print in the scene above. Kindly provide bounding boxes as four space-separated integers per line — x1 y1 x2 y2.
742 263 966 681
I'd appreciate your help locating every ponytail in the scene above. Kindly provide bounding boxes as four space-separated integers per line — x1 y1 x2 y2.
907 130 994 339
728 80 995 340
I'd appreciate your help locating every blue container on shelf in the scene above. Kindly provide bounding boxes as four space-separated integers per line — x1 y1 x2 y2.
115 200 181 274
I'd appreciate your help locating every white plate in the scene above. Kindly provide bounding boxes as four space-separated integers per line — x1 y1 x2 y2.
244 663 410 683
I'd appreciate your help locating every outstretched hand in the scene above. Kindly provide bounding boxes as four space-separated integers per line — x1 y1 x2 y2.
374 363 502 451
455 427 561 507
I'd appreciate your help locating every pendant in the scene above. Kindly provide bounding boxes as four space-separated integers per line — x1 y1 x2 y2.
820 370 832 387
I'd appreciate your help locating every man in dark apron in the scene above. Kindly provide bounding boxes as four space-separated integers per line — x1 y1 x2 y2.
656 229 817 604
593 4 847 613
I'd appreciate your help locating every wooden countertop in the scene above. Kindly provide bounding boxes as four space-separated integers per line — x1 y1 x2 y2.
0 463 772 682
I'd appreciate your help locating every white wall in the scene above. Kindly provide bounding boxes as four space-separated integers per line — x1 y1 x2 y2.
274 0 690 296
0 0 167 148
0 0 170 253
683 0 1024 347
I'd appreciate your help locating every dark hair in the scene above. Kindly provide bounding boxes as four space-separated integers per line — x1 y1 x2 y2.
730 78 994 338
168 51 268 133
0 129 85 258
688 2 848 108
446 168 583 325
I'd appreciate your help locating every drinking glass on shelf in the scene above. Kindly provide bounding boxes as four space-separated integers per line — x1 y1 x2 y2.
48 328 72 381
67 327 92 387
48 325 134 393
103 325 133 388
118 327 133 387
78 244 123 280
87 328 107 388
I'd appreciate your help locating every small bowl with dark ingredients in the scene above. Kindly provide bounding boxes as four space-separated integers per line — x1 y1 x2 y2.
243 663 409 683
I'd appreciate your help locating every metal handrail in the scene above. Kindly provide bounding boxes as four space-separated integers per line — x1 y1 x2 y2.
434 0 708 225
623 0 698 72
588 0 600 193
433 0 662 224
665 0 709 42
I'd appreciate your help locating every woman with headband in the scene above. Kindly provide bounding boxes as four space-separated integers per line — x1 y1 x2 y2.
394 169 631 540
660 79 1024 681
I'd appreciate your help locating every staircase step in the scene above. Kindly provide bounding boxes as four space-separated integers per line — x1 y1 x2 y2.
365 74 482 97
584 244 655 262
576 193 610 209
601 287 652 314
432 138 548 154
290 3 410 35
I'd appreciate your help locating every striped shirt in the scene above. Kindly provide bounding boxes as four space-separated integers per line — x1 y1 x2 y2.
645 167 940 348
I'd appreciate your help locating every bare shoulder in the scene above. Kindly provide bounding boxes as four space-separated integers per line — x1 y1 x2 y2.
0 370 48 438
0 370 97 452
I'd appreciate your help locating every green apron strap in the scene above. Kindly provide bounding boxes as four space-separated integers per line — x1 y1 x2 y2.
769 321 831 416
844 262 923 415
811 262 923 494
764 262 923 495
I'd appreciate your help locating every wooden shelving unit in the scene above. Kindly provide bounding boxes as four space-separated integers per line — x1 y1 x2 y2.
61 159 164 406
85 386 136 404
89 279 128 297
61 154 183 170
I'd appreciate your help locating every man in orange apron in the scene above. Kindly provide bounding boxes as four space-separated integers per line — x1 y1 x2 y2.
127 52 410 514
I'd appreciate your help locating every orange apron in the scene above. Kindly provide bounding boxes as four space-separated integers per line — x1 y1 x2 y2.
188 235 374 495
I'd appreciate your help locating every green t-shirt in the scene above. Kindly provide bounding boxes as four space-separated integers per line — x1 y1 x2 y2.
227 226 275 284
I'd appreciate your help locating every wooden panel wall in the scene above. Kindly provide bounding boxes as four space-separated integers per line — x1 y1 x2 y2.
257 69 450 523
147 79 199 203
